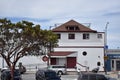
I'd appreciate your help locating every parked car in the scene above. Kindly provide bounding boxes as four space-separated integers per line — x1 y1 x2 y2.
92 67 99 73
19 66 26 74
78 72 117 80
1 67 8 73
35 69 61 80
1 69 22 80
48 65 66 75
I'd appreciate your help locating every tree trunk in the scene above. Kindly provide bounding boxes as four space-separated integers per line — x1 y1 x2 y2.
10 65 15 80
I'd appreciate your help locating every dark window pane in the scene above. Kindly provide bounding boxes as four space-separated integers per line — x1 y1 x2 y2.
97 75 107 80
68 34 75 39
83 33 89 39
97 62 101 66
82 75 88 80
57 34 61 39
83 51 87 56
89 75 96 80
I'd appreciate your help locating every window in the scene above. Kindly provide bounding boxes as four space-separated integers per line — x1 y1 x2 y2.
97 75 107 80
97 34 102 39
83 33 89 39
89 75 96 80
68 34 75 39
56 34 61 39
97 62 101 66
82 75 88 80
82 51 87 56
112 60 114 68
66 25 79 31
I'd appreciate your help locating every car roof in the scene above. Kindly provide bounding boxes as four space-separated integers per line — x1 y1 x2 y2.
37 69 56 72
81 72 104 76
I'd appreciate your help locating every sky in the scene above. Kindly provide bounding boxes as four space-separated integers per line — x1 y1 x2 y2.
0 0 120 49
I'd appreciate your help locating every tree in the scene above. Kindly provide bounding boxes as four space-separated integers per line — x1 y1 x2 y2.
0 18 58 80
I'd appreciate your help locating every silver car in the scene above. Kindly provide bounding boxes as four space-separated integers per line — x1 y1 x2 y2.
48 65 66 75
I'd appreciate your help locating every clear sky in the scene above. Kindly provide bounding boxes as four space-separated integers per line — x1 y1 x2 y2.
0 0 120 49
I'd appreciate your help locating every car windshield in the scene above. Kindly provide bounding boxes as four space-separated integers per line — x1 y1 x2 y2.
14 70 20 76
45 71 57 78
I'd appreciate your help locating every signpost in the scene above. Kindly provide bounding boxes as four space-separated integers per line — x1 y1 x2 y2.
42 56 48 62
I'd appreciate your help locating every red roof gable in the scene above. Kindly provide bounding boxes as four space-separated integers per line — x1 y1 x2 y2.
52 20 97 32
49 51 75 56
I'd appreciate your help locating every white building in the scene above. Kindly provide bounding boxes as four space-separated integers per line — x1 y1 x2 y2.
50 20 105 71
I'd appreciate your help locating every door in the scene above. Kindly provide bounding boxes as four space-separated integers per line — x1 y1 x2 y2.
116 60 120 71
51 58 56 65
67 57 76 68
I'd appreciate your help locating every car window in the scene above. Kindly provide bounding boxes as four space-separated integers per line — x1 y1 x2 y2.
89 75 96 80
97 75 107 80
52 66 65 68
14 70 20 76
82 75 88 80
45 71 56 78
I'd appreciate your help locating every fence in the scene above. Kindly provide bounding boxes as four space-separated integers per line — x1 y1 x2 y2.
23 63 47 71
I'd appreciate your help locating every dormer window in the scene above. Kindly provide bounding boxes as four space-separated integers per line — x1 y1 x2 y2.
66 25 79 31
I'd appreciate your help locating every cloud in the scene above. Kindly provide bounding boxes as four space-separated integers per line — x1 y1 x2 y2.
0 0 120 48
0 0 119 18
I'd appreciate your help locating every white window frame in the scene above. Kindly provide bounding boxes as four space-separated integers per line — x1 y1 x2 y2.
83 33 89 40
97 34 102 39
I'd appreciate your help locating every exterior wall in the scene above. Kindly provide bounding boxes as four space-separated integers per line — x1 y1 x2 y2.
53 31 105 71
56 32 104 47
54 47 104 71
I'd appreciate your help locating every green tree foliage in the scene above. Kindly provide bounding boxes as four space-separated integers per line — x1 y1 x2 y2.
0 18 58 80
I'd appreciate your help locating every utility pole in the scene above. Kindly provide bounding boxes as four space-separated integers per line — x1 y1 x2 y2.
104 22 109 74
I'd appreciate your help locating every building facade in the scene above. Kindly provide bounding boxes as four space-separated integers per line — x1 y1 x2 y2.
106 49 120 71
50 20 105 71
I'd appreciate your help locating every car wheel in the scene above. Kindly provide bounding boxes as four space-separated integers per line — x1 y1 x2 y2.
58 71 63 75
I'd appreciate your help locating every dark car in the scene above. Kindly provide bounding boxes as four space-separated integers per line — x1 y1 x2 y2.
1 69 22 80
19 66 26 74
35 69 61 80
78 72 117 80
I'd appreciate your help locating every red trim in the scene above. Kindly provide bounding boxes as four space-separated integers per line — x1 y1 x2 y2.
49 51 75 56
57 46 104 48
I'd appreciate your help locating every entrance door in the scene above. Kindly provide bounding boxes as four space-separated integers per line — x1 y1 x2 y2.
67 57 76 68
116 60 120 71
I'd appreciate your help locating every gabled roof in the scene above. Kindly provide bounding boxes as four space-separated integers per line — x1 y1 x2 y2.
52 20 97 32
49 51 75 56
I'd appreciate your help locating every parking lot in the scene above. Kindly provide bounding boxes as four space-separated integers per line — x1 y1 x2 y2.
0 71 119 80
21 71 119 80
